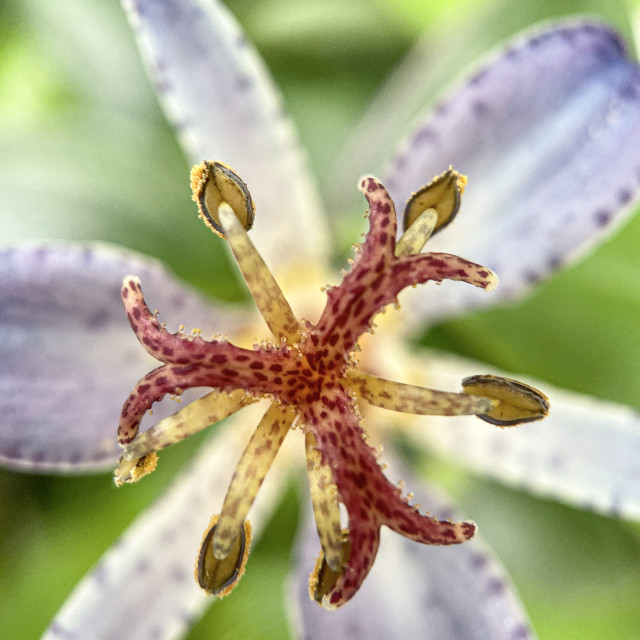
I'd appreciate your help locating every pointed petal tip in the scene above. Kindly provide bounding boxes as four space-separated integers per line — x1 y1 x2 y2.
121 274 140 287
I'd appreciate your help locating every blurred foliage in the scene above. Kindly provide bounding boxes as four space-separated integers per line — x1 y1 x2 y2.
1 0 640 639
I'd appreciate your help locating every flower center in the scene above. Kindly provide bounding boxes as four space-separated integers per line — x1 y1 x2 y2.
114 163 549 609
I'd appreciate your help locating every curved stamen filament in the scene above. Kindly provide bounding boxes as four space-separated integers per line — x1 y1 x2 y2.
346 370 497 416
218 202 301 344
305 432 343 573
212 402 295 559
121 389 255 461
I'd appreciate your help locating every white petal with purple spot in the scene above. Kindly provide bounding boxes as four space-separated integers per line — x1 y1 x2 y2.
409 350 640 521
0 244 242 472
290 464 534 640
386 22 640 323
42 409 290 640
122 0 329 269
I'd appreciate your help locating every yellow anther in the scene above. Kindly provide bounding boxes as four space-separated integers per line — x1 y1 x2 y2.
191 160 255 237
462 374 550 426
309 530 352 606
196 516 252 597
113 452 158 486
403 168 467 235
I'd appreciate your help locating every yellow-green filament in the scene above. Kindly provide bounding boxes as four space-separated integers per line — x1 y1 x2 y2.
305 432 344 573
121 390 253 461
309 531 352 605
213 402 294 559
218 202 301 344
346 370 497 416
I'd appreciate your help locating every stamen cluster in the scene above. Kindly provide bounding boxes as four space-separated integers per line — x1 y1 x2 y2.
115 164 548 608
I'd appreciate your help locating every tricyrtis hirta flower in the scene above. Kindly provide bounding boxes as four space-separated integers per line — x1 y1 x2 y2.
3 1 640 638
115 162 548 607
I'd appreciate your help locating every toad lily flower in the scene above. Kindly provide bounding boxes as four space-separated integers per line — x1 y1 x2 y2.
1 0 640 639
114 161 548 605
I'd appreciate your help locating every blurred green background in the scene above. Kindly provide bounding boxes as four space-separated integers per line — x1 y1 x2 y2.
1 0 640 638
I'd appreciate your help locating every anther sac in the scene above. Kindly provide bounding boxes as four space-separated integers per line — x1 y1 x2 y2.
115 164 548 608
